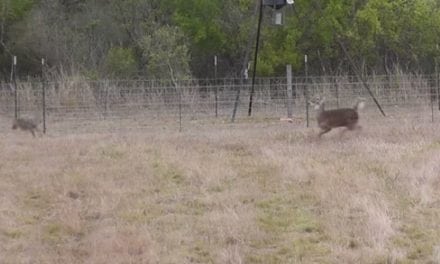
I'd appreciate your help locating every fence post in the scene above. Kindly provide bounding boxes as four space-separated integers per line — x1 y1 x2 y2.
214 56 218 118
335 76 340 108
436 57 440 111
13 55 18 119
41 58 47 134
104 80 109 118
430 74 434 123
286 64 293 118
304 55 309 127
231 79 242 123
179 85 182 132
232 68 248 123
248 0 264 117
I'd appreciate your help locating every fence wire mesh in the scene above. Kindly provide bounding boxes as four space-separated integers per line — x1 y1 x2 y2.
0 74 439 134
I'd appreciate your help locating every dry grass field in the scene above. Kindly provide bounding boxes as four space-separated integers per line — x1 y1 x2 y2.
1 117 440 263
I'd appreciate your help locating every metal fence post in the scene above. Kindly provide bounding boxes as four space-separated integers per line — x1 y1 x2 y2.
13 55 18 119
304 55 309 127
335 76 340 108
436 57 440 111
431 74 434 123
231 79 242 123
179 85 182 132
41 58 47 134
214 56 218 118
104 80 109 118
286 64 293 118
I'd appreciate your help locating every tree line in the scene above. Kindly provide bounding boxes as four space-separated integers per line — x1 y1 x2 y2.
1 0 440 81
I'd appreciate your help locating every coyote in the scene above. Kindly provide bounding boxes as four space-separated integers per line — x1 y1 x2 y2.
309 97 365 138
12 118 40 137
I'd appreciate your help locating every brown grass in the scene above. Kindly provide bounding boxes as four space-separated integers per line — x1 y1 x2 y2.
1 118 440 263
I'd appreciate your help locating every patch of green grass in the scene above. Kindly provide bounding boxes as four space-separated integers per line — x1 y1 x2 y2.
119 196 212 225
392 223 440 261
2 228 24 239
292 237 331 262
424 140 440 150
18 215 41 225
42 222 82 244
226 145 280 191
246 237 330 264
151 153 186 186
64 170 88 187
42 222 71 244
120 208 154 224
43 223 63 242
367 163 389 178
245 252 288 264
273 131 306 142
257 197 321 234
232 160 280 190
301 157 330 170
222 143 254 157
207 185 223 193
183 199 210 216
99 144 125 160
118 197 168 224
188 243 213 263
249 194 329 263
23 189 52 211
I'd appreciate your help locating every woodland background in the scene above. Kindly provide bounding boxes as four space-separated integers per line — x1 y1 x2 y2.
1 0 440 81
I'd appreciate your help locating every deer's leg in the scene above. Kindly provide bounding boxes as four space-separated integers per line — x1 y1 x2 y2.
347 123 357 130
340 127 347 136
30 129 36 137
354 124 363 136
341 124 362 138
349 123 362 133
318 127 331 138
34 127 41 137
340 127 353 138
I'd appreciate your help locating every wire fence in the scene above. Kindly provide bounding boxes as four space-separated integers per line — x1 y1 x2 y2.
0 74 439 134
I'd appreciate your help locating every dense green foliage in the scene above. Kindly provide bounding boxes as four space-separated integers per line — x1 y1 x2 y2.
1 0 440 79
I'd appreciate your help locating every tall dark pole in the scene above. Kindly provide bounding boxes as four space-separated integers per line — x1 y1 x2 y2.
214 55 218 117
248 0 263 116
337 38 386 117
305 55 309 127
41 58 47 134
231 0 261 122
13 56 18 119
231 80 242 123
436 56 440 111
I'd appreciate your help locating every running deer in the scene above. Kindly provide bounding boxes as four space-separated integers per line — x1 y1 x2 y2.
309 97 365 138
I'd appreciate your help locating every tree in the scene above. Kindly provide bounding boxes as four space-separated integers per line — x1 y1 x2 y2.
1 0 440 78
173 0 256 77
0 0 34 77
140 25 191 80
104 47 137 78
